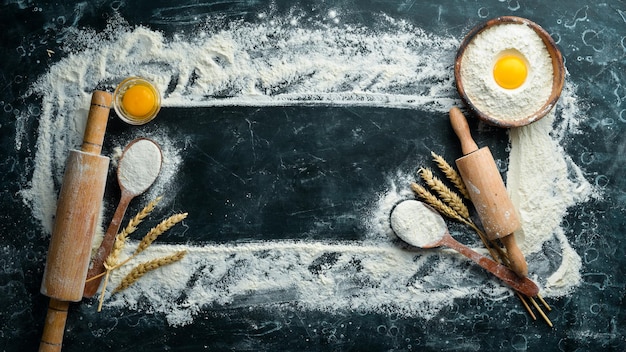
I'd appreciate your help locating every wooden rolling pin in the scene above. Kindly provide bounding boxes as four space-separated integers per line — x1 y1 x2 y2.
39 91 112 352
449 107 528 278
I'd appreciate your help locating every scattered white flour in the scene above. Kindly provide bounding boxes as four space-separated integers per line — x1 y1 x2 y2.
507 107 590 296
390 200 446 247
459 23 554 121
15 14 593 326
117 139 162 195
19 15 459 233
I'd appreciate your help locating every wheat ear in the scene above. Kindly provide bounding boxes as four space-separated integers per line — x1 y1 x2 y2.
411 181 505 263
97 197 164 311
410 182 468 224
133 213 188 256
105 212 188 274
104 196 163 270
418 167 470 220
113 251 187 294
431 152 470 199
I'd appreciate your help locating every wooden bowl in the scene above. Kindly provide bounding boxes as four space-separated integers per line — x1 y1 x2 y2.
454 16 565 128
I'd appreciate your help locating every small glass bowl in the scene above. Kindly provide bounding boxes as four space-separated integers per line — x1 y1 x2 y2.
113 77 161 125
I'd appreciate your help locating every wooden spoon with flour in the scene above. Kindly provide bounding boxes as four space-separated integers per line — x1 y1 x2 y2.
83 138 163 298
390 199 538 297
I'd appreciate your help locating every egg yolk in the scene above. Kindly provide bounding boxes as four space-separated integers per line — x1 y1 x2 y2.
493 55 528 89
121 85 156 117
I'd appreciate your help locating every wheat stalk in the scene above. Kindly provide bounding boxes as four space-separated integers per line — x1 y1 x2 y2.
113 251 187 294
97 271 111 312
431 151 470 199
418 167 470 219
411 180 503 261
99 212 188 284
123 195 162 235
134 213 188 256
104 196 163 270
97 196 164 312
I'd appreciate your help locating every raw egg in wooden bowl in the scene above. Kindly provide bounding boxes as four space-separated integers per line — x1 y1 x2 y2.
454 16 565 128
113 77 161 125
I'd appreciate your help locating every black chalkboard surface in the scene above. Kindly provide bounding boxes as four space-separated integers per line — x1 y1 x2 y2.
1 1 625 351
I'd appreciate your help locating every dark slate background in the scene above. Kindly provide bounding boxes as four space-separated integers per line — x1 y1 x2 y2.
1 1 624 351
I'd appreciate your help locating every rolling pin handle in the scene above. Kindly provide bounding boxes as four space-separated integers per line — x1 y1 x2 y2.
39 298 69 352
500 234 529 278
81 90 112 155
449 107 479 155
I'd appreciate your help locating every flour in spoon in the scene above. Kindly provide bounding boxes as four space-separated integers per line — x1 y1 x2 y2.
118 139 162 194
390 200 446 247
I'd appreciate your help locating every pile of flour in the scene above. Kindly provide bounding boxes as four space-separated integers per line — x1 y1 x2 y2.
16 14 592 326
459 22 554 121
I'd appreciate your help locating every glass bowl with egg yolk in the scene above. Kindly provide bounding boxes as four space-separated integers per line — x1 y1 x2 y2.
113 77 161 125
492 50 528 90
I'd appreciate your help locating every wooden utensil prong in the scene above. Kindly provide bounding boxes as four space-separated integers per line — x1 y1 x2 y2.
530 297 553 327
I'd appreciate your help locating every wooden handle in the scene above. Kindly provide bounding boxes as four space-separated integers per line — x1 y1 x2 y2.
81 91 112 154
501 235 529 278
83 192 132 298
449 107 479 155
442 235 537 296
39 299 69 352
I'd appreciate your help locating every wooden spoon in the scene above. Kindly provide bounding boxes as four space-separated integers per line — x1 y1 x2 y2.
390 200 538 297
83 138 163 298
